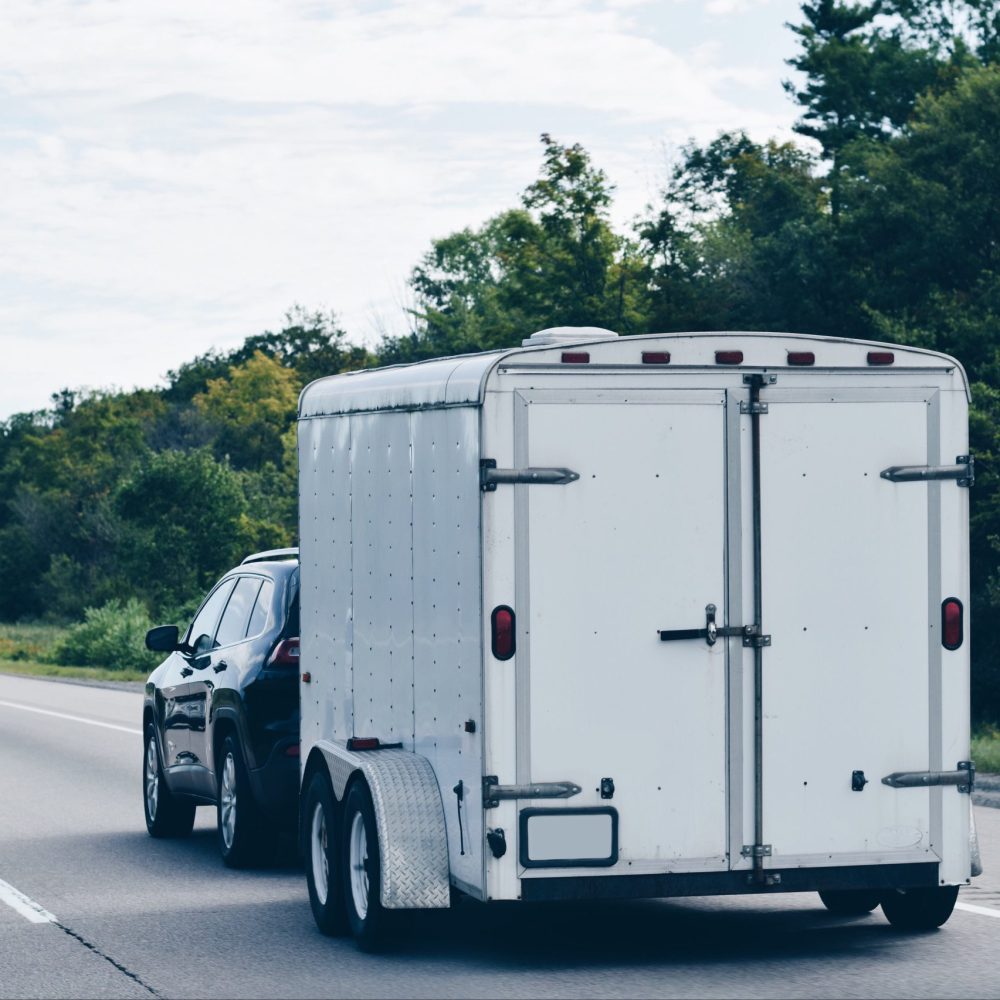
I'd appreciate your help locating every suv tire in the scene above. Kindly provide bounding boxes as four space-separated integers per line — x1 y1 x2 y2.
217 734 272 868
143 724 196 838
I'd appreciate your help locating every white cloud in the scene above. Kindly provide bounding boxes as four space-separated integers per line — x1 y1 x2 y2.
0 0 801 417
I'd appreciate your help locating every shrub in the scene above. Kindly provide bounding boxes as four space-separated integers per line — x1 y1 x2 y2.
54 598 162 673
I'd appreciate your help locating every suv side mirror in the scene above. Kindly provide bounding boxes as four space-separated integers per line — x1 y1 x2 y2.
145 624 180 652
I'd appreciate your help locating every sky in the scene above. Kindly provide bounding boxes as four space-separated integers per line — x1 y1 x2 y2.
0 0 806 420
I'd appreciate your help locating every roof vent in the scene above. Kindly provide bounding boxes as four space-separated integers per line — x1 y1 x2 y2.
522 326 620 347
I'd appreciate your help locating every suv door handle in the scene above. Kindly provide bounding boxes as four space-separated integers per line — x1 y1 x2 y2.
213 660 228 674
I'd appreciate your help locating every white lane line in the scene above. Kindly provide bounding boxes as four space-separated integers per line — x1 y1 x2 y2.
956 901 1000 919
0 878 57 924
0 700 141 736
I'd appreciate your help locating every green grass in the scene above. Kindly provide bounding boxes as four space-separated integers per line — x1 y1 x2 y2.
972 727 1000 775
0 621 147 683
0 659 148 683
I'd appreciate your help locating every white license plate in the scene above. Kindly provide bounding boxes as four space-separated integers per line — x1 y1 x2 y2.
520 808 617 867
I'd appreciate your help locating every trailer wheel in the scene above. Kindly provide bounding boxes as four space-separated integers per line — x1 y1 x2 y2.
341 780 396 951
303 771 348 936
881 886 959 931
817 889 881 915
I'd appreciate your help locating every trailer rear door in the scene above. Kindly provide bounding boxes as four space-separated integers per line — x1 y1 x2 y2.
513 388 729 868
759 387 940 867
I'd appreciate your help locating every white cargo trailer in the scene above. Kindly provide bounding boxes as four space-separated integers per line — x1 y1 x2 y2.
296 328 980 949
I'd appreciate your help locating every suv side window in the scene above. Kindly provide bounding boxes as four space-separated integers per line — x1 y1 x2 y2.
186 579 237 656
246 579 274 639
215 577 264 648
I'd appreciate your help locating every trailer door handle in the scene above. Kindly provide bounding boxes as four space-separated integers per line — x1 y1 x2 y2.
659 604 769 648
881 455 973 487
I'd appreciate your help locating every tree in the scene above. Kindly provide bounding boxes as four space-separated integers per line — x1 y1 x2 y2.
194 351 300 470
382 135 650 363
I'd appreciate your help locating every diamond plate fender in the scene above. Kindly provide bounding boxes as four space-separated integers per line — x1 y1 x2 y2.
314 741 451 910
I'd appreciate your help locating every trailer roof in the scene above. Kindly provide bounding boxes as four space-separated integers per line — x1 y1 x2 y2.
298 330 970 417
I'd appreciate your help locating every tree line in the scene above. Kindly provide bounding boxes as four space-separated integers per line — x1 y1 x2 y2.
3 0 1000 715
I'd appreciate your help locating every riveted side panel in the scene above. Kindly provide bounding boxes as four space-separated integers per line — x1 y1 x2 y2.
350 411 414 745
299 415 353 764
411 407 485 895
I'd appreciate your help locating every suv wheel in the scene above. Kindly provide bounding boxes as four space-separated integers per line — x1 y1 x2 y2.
216 734 271 867
143 724 195 838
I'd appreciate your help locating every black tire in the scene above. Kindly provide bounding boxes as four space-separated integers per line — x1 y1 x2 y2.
143 724 196 838
341 780 396 951
216 734 272 868
818 889 882 915
881 885 959 930
303 771 348 936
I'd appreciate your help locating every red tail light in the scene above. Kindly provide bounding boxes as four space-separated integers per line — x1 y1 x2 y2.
715 350 743 365
942 598 963 650
867 351 894 366
642 351 671 365
284 743 300 758
561 352 590 364
787 351 815 366
491 605 515 660
267 637 299 667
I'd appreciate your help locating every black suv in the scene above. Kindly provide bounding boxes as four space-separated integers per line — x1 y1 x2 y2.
142 549 300 866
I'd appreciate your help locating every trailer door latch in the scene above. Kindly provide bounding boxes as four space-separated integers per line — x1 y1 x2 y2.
659 604 770 648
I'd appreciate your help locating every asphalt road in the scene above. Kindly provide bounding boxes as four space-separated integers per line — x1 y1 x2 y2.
1 672 998 1000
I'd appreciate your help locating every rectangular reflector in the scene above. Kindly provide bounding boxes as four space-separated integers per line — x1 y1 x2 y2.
715 350 743 364
561 352 590 364
787 351 815 366
642 351 671 364
867 351 895 365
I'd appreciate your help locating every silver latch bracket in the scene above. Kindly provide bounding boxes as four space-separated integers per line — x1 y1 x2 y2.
740 400 769 415
741 844 772 858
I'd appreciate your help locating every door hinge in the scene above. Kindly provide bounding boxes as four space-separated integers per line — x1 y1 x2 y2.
480 459 580 492
882 760 975 793
482 775 582 808
881 455 974 488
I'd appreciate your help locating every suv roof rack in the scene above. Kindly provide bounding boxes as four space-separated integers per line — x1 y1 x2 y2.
241 547 299 566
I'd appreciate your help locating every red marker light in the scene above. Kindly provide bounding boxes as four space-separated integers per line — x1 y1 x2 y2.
347 737 381 751
942 598 963 650
715 350 744 365
642 352 671 365
284 743 301 758
787 351 815 366
491 605 515 660
561 352 590 364
867 352 895 366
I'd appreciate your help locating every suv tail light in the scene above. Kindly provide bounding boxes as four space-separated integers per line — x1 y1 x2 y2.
268 637 300 667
